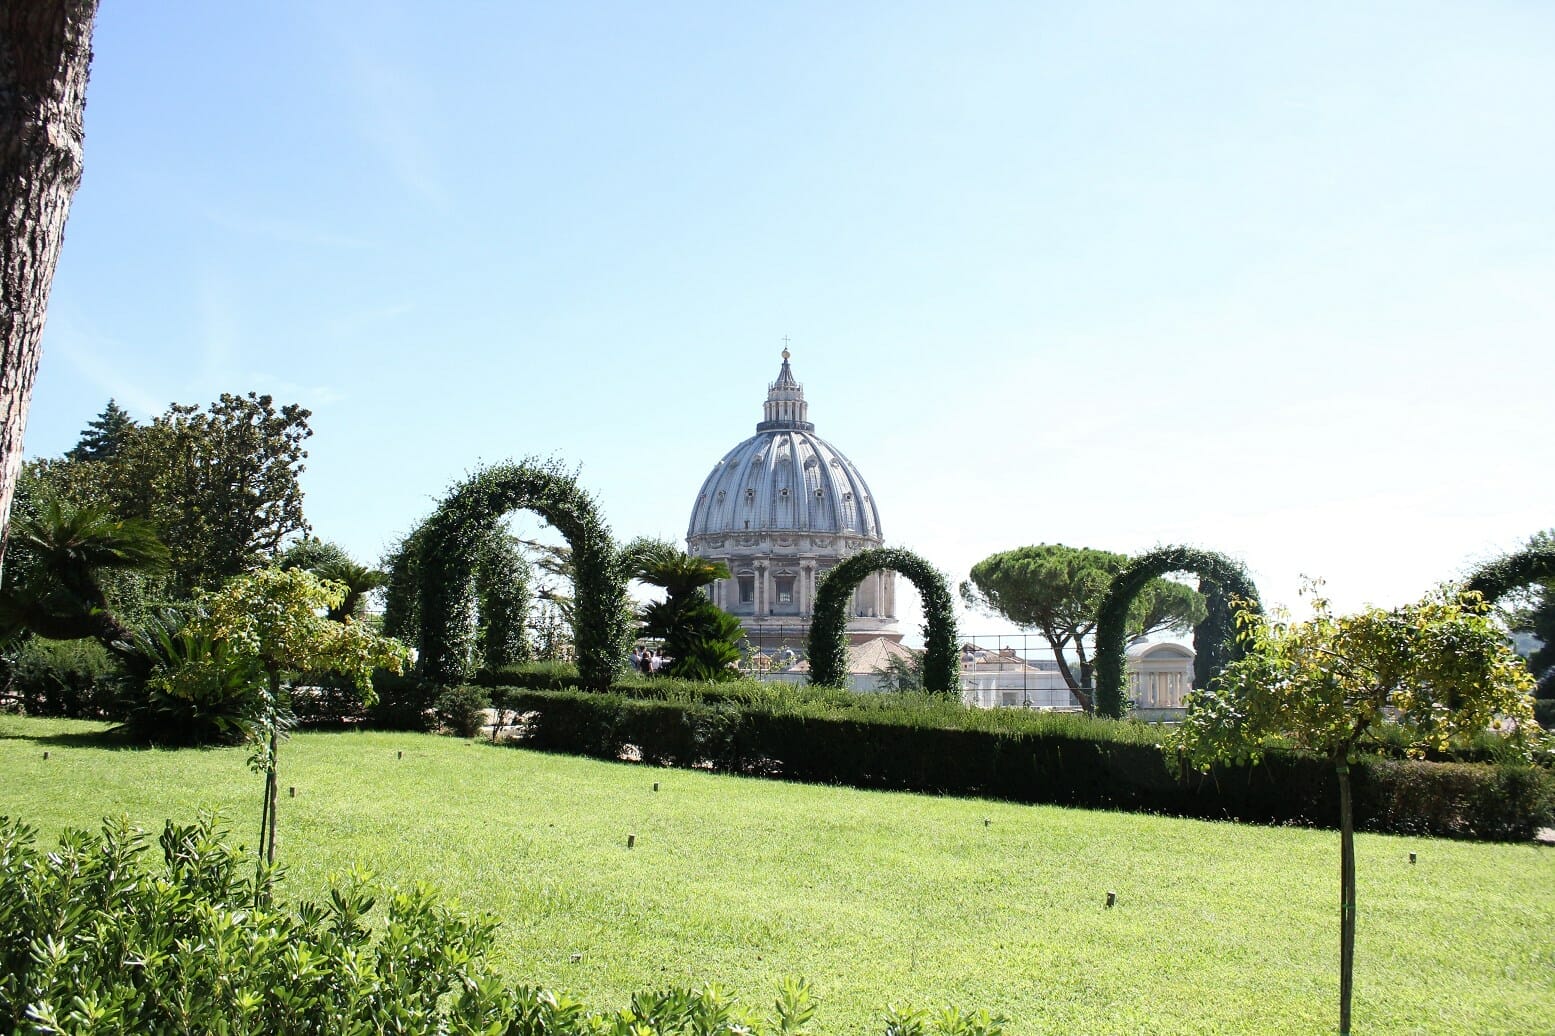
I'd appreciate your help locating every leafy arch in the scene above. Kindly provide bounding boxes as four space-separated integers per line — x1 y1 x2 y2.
413 460 628 689
1094 545 1260 719
807 547 959 693
1464 540 1555 605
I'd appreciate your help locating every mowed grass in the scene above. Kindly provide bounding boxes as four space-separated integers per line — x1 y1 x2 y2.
1 716 1552 1034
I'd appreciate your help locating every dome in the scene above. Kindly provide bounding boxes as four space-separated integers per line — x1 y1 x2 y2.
685 349 896 651
687 352 882 540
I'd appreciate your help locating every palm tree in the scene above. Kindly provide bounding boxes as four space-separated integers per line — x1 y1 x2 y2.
312 558 388 622
1 492 168 656
624 538 740 680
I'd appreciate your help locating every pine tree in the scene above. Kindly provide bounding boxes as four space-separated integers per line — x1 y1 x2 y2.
67 399 136 462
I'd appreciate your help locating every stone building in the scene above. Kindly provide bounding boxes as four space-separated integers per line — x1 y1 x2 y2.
686 351 898 651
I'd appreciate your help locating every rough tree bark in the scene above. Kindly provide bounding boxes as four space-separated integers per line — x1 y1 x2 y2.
0 1 101 572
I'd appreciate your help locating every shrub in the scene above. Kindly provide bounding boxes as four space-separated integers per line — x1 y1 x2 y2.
287 673 367 726
0 814 1002 1035
365 668 437 730
473 659 581 691
434 685 491 738
0 637 122 718
118 620 264 746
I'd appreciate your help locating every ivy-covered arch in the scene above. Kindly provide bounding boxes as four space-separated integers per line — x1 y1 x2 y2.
411 459 629 690
1465 540 1555 604
807 547 959 693
1094 545 1260 719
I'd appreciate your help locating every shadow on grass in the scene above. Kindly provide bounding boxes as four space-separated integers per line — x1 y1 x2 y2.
0 725 143 750
0 724 248 753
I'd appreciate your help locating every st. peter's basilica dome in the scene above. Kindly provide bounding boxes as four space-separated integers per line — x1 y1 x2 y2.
686 351 898 649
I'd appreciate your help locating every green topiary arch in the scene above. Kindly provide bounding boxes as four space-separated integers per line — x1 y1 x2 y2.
807 547 960 693
1094 546 1260 719
1465 540 1555 604
411 459 629 690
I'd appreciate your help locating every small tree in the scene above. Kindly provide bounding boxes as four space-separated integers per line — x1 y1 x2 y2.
626 538 742 681
199 568 411 867
1170 586 1536 1036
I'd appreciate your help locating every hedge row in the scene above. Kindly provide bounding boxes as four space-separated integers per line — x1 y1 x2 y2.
491 688 1555 842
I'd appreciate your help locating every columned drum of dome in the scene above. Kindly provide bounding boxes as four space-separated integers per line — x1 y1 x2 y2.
687 351 898 651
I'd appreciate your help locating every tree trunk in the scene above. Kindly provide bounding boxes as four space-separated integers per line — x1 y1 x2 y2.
264 669 281 866
1337 759 1356 1035
0 1 100 574
1042 631 1093 711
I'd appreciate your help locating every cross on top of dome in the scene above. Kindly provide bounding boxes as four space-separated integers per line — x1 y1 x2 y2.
759 346 812 432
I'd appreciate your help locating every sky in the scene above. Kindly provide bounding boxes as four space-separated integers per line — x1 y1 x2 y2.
24 1 1555 644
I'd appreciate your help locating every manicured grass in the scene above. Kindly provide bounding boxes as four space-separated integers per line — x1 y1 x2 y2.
2 715 1552 1034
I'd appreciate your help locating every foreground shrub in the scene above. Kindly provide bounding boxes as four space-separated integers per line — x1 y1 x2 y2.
0 815 1003 1035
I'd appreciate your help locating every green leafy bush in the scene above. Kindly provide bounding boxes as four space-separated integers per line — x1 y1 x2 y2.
118 618 264 746
1 637 121 718
434 685 491 737
0 814 1003 1035
366 668 438 730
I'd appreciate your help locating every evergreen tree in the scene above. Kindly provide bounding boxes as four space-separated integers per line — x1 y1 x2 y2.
66 399 137 462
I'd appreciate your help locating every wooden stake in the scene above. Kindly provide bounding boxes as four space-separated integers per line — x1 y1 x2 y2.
1408 852 1416 864
653 782 660 792
289 787 296 798
42 751 48 760
1106 891 1117 908
627 834 636 848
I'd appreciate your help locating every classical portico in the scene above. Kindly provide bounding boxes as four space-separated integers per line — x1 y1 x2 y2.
687 351 898 651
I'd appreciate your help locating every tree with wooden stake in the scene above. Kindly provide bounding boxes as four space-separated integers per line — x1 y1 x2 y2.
199 567 411 873
1169 584 1536 1035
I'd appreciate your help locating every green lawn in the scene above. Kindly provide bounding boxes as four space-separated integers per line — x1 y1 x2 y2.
1 715 1551 1034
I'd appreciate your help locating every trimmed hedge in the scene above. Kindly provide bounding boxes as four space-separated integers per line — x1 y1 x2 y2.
1094 545 1260 718
808 547 959 693
492 687 1554 841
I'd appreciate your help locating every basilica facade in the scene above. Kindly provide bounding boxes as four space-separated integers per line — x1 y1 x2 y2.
686 352 899 651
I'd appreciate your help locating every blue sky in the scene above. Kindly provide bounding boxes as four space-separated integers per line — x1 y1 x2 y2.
26 1 1555 640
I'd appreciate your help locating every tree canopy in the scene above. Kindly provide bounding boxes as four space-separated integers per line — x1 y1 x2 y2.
24 394 313 592
960 544 1205 712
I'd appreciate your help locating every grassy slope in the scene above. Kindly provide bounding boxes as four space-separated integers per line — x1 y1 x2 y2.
1 715 1551 1035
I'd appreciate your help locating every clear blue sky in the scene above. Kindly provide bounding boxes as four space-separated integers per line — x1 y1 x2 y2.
25 1 1555 640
